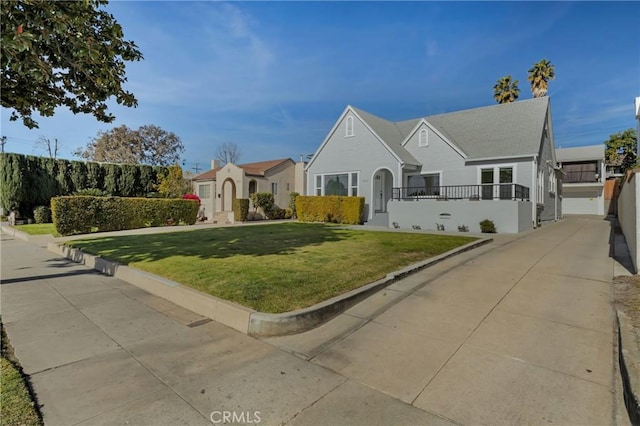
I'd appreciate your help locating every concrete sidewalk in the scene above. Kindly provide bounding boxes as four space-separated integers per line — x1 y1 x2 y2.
0 216 632 425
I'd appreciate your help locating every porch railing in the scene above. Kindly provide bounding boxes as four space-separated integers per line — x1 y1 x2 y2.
392 184 530 201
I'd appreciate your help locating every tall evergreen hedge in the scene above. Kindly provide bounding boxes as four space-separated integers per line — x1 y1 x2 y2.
0 153 168 216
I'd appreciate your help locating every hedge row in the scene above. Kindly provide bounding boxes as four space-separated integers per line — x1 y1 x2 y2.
233 198 249 222
0 153 167 216
295 196 364 225
51 196 199 236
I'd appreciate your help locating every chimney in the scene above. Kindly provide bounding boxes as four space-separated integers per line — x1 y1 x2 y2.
211 159 221 170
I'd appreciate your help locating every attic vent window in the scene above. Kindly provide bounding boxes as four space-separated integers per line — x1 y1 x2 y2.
345 116 354 137
419 129 428 147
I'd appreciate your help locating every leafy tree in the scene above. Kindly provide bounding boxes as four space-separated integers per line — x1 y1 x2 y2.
215 142 241 165
527 59 555 98
1 0 143 129
74 124 184 165
493 75 520 104
605 128 638 173
155 165 191 198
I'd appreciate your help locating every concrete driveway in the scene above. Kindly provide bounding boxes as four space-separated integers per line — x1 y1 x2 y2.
0 216 629 425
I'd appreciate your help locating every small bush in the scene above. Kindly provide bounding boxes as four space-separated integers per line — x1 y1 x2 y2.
270 208 288 220
296 196 364 225
289 192 299 218
182 193 200 203
479 219 497 233
51 196 199 236
33 205 52 223
250 192 275 218
234 198 250 222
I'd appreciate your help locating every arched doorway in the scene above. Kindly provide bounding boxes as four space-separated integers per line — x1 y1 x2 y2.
373 169 393 213
221 178 236 212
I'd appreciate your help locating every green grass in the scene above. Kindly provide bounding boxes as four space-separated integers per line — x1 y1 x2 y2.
1 319 42 426
67 223 477 313
14 223 59 236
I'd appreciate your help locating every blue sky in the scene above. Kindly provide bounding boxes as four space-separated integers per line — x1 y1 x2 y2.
2 1 639 173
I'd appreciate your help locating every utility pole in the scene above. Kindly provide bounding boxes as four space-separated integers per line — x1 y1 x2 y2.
192 163 202 174
0 136 6 153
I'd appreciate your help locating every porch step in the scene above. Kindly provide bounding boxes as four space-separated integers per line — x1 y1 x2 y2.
211 211 233 224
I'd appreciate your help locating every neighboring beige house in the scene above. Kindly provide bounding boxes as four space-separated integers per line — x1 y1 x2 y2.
192 158 306 223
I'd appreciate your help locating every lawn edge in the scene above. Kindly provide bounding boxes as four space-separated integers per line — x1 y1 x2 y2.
47 237 492 336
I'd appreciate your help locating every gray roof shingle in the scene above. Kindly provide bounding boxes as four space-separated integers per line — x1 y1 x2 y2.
351 97 549 162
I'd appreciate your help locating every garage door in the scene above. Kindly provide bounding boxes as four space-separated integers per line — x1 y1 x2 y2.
562 190 601 215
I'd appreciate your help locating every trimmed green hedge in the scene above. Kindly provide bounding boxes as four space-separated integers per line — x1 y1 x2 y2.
233 198 249 222
51 196 199 236
0 153 167 217
295 196 364 225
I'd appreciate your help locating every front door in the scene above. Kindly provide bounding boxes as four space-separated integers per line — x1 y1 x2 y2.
374 172 385 212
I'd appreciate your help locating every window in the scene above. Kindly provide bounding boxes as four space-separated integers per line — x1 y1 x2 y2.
271 182 278 195
198 184 210 199
350 172 358 196
286 183 290 191
478 165 515 199
537 168 544 204
548 166 556 193
418 129 428 147
314 172 359 196
345 116 354 137
407 173 440 196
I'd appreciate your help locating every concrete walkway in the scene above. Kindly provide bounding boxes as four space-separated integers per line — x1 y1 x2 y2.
0 216 631 425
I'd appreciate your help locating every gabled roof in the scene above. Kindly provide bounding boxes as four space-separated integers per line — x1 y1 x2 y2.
556 145 604 162
338 97 551 164
424 97 550 159
192 158 293 181
350 107 420 166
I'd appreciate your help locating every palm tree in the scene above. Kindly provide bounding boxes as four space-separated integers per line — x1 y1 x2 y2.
528 59 555 97
493 75 520 104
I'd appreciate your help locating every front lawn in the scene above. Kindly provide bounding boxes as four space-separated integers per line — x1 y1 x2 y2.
14 223 58 236
66 223 477 313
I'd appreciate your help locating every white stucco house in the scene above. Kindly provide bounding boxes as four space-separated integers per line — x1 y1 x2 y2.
556 145 606 216
192 158 306 223
306 97 561 233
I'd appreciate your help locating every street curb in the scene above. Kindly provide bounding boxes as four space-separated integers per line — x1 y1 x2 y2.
0 223 31 241
48 237 492 337
616 309 640 425
248 238 492 336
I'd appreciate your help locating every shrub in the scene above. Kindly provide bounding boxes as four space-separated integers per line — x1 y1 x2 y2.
233 198 249 222
182 193 201 203
270 208 288 220
479 219 497 233
51 196 199 236
296 196 364 225
33 205 52 223
289 192 299 218
250 192 275 218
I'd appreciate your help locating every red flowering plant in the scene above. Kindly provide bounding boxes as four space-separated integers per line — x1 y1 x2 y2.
182 193 201 204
